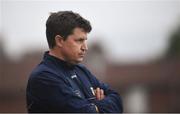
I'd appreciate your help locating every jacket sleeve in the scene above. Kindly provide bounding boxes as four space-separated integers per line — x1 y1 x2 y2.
84 67 123 113
27 71 98 113
94 81 123 113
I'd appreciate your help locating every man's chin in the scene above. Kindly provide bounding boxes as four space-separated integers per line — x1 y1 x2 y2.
70 58 83 65
76 58 83 63
79 58 84 61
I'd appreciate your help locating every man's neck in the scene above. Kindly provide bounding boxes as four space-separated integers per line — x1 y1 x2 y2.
49 49 65 61
48 50 75 68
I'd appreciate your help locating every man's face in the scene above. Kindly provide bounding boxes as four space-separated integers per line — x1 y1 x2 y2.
60 28 88 64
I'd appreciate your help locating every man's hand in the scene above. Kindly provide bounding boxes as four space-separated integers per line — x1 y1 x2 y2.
94 87 105 100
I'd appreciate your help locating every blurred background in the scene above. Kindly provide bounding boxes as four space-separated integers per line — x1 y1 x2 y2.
0 0 180 112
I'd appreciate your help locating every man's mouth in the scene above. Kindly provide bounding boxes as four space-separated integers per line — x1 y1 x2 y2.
79 53 85 57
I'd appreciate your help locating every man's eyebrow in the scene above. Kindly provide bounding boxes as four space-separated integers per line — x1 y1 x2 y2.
78 37 87 40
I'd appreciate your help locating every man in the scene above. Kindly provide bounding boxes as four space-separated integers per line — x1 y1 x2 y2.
26 11 123 113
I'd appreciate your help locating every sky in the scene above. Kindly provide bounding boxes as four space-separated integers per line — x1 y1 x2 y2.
1 0 180 63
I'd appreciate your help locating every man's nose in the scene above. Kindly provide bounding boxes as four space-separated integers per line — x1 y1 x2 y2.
82 41 88 51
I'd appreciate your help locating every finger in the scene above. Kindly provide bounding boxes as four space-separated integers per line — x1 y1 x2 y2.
96 88 101 100
100 89 104 100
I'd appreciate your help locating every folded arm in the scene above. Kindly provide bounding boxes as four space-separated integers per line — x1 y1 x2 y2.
27 72 99 113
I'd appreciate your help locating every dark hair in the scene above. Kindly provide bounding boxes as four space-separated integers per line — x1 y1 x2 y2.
46 11 92 49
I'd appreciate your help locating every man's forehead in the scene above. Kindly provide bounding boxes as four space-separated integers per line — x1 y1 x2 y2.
73 27 87 34
72 29 87 38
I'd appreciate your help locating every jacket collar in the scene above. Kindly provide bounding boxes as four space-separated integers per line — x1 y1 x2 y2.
43 51 76 70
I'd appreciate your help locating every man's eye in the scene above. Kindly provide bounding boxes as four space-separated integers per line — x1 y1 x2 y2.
77 39 84 43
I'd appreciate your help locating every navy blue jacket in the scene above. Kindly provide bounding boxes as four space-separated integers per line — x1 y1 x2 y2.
26 51 123 113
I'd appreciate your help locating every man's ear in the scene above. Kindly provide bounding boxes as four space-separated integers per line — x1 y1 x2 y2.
55 35 64 47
